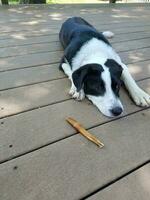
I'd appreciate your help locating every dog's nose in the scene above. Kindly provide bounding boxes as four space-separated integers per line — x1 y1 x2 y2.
111 107 123 116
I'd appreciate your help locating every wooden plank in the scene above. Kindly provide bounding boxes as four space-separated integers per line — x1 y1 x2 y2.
1 37 150 58
0 78 70 118
0 32 57 41
127 60 150 81
103 26 150 35
0 4 149 23
0 18 150 33
0 51 63 72
113 38 150 52
0 73 149 118
0 45 150 72
0 4 150 34
0 25 149 42
0 5 150 200
0 79 149 162
0 23 150 37
1 17 149 29
88 163 150 200
0 59 149 91
111 31 150 43
0 109 150 200
0 34 59 48
0 63 65 91
0 5 149 22
120 47 150 64
0 41 62 58
0 24 58 34
0 30 150 48
0 18 149 30
0 4 149 24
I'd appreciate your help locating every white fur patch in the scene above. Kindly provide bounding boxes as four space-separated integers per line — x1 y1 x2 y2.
102 31 114 39
72 38 117 72
121 65 150 107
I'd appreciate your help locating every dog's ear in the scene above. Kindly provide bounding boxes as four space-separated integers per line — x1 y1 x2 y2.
72 65 89 92
72 64 103 92
105 59 123 78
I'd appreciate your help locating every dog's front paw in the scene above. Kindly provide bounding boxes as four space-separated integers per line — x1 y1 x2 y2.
69 87 85 101
69 85 76 96
132 88 150 107
73 90 85 101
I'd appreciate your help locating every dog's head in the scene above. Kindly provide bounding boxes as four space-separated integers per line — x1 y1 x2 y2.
72 59 123 117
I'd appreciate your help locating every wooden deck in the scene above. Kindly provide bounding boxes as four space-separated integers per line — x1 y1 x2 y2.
0 3 150 200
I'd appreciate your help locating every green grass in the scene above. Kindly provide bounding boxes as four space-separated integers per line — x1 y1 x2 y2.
9 0 19 4
8 0 106 4
47 0 105 3
8 0 149 5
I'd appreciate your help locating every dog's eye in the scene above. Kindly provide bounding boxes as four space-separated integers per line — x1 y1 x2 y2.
111 81 120 96
115 84 121 93
116 85 119 90
112 79 120 90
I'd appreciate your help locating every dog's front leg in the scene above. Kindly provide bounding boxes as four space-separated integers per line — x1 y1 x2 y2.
121 63 150 107
61 63 85 101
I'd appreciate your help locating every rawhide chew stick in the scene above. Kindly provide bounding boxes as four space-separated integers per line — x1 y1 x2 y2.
66 117 104 148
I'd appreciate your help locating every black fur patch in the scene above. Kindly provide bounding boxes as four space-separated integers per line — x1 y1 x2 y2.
105 59 123 96
72 64 105 96
59 17 110 68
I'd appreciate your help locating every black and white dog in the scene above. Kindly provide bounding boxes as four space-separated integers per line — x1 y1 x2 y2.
59 17 150 117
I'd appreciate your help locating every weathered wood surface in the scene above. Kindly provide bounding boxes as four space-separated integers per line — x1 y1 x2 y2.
0 4 150 200
87 163 150 200
0 30 150 48
0 37 150 58
0 79 149 163
0 60 149 91
0 110 150 200
0 46 150 72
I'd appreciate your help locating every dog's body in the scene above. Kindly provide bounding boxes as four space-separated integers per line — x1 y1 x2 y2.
59 17 150 117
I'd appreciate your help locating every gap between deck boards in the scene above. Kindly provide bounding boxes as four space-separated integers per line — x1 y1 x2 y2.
0 17 149 28
0 77 149 120
0 29 150 42
1 44 150 73
0 26 150 48
0 19 150 34
0 5 150 200
0 35 150 49
81 160 150 200
1 36 150 59
0 108 150 200
1 44 150 59
0 107 149 165
0 65 149 92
